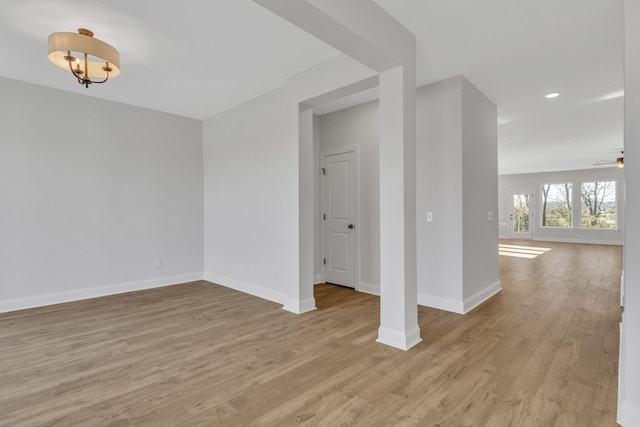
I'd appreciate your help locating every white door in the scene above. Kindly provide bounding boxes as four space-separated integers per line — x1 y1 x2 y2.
323 151 355 288
509 191 534 239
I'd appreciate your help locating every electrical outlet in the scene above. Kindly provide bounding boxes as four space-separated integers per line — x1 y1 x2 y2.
427 211 434 222
154 259 162 269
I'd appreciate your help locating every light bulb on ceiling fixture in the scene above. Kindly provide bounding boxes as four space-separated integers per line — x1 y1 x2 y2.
545 92 560 99
47 28 120 88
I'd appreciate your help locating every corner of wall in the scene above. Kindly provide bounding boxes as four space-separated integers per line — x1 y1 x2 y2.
282 297 317 314
463 280 502 314
619 400 640 427
418 293 465 314
358 282 380 296
203 272 285 306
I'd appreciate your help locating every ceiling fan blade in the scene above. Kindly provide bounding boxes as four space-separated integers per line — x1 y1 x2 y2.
604 148 624 154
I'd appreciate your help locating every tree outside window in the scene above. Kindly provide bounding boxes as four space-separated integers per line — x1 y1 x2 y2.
541 183 572 227
581 181 616 228
513 194 530 233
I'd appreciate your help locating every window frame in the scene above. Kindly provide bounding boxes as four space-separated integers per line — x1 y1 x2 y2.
579 180 618 230
539 182 574 229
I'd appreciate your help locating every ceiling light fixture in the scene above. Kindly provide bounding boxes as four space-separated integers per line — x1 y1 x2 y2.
545 92 560 99
48 28 120 88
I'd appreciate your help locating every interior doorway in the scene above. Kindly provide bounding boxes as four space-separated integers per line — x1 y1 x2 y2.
320 147 359 289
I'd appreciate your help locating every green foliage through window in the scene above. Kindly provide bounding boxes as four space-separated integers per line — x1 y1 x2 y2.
581 181 616 229
541 183 572 227
513 194 530 233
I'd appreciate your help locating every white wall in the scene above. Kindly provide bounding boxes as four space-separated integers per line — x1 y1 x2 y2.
0 77 204 312
499 168 625 245
416 77 464 307
202 88 291 304
202 55 375 311
619 0 640 424
313 114 322 284
461 77 500 305
316 100 380 291
417 76 500 313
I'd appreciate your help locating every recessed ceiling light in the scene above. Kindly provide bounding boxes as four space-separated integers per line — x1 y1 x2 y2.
545 92 560 99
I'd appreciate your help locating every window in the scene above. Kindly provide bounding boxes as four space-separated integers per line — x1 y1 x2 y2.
541 183 572 227
512 194 530 233
580 181 616 229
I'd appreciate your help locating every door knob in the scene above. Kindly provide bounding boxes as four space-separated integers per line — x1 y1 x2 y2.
348 224 354 229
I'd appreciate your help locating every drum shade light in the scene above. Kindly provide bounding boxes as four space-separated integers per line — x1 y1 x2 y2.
48 28 120 88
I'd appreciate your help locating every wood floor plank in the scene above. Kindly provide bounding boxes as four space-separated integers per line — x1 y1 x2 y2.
0 240 622 426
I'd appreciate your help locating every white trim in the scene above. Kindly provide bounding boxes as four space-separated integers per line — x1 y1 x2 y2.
532 236 623 246
314 274 323 285
204 272 284 305
357 281 380 296
463 280 502 313
619 401 640 427
376 325 422 351
418 293 464 314
617 321 633 424
621 270 625 307
0 272 204 314
320 145 361 289
417 280 502 314
282 297 317 314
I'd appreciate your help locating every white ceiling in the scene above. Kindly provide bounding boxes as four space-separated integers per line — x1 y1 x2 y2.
0 0 624 175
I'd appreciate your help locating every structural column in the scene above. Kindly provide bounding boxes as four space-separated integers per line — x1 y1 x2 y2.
619 0 640 423
377 64 421 350
282 104 317 314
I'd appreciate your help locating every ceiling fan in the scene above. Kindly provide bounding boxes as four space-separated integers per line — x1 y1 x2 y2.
593 150 624 168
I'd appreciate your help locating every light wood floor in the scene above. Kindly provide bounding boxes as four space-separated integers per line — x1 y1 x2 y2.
0 240 622 426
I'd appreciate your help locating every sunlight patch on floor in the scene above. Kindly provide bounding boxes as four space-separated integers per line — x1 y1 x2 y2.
499 244 551 259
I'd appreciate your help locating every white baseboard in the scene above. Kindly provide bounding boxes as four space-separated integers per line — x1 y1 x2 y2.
203 272 317 314
203 272 284 305
417 280 502 314
358 281 380 296
533 236 623 246
282 296 317 314
463 280 502 313
376 325 422 351
418 293 464 314
0 272 204 314
619 401 640 427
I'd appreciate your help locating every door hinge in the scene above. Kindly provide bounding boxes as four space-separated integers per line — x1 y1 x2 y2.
323 213 326 220
321 168 326 175
323 258 326 265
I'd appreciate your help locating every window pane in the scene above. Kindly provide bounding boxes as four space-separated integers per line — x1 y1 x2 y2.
580 181 616 228
541 183 572 227
513 194 530 233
